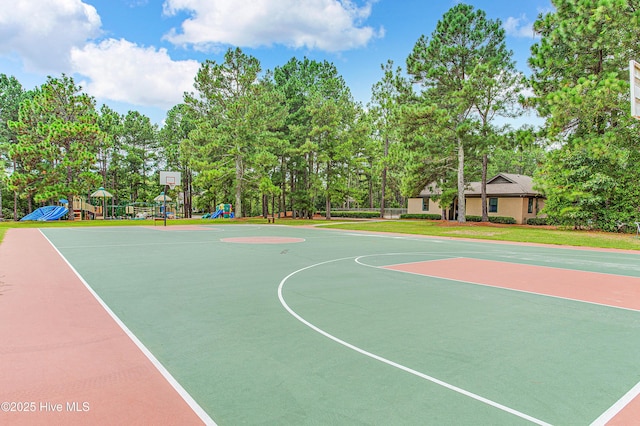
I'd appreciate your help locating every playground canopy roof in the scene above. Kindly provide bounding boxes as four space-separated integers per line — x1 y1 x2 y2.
91 187 113 198
154 192 172 202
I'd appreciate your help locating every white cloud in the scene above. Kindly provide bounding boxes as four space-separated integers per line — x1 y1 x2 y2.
162 0 382 52
504 15 538 39
70 39 200 109
0 0 101 72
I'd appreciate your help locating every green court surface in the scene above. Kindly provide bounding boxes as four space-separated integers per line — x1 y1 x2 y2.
41 225 640 425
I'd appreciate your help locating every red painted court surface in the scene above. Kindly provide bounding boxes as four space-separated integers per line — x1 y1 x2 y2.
382 257 640 424
0 229 207 426
383 257 640 311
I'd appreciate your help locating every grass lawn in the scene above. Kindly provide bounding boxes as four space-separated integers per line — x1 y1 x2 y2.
319 219 640 250
2 216 640 251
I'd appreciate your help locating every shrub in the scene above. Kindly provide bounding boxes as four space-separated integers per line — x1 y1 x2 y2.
400 214 442 220
489 216 517 224
526 217 549 226
317 211 380 218
466 215 516 224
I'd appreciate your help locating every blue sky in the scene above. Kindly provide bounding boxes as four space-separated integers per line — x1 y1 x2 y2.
0 0 553 124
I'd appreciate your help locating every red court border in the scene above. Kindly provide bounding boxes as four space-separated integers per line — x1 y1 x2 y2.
382 257 640 424
0 229 210 425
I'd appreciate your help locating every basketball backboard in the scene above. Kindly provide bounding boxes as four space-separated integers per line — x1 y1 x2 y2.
630 60 640 120
160 171 181 189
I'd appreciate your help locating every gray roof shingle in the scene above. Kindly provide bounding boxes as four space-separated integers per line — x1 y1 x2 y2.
419 173 542 197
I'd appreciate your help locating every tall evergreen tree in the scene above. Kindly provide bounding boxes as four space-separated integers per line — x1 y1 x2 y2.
272 58 355 218
529 0 640 229
185 48 285 218
161 104 197 217
96 105 122 190
9 75 102 220
369 60 410 217
0 74 26 219
306 83 356 219
273 58 339 217
121 110 159 202
405 3 512 222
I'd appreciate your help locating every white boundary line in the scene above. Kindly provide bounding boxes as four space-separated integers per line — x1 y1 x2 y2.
355 253 640 422
355 255 640 314
590 380 640 425
39 230 216 426
343 232 640 278
355 252 640 282
277 256 552 426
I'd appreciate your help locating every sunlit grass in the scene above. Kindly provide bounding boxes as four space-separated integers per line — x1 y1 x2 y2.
318 220 640 251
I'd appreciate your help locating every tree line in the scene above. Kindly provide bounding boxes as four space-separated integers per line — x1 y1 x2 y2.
1 0 639 230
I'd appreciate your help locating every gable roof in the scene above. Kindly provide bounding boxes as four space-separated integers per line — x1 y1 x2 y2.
467 173 540 197
419 173 542 198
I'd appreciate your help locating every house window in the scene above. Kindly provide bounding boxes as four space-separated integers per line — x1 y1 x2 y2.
422 197 429 211
489 197 498 213
528 198 534 214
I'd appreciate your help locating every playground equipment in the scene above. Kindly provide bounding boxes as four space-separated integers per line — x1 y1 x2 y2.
90 187 113 220
72 197 97 220
202 204 234 219
20 205 69 221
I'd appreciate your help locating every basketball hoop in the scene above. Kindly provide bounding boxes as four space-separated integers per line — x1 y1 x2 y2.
630 60 640 120
158 171 181 226
160 171 181 190
166 177 176 190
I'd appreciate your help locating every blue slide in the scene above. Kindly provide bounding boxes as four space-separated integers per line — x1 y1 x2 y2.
20 206 57 221
20 206 68 221
40 206 68 221
211 209 224 219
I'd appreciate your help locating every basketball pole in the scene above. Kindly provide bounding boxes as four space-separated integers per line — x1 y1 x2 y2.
163 184 168 227
159 171 181 226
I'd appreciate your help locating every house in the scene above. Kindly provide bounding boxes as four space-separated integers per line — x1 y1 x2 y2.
407 173 545 224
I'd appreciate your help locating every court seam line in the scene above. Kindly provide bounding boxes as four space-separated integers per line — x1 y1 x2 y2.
39 230 216 426
590 380 640 425
277 256 552 426
358 258 640 314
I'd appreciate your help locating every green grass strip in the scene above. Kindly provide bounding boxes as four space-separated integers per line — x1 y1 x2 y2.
2 217 640 250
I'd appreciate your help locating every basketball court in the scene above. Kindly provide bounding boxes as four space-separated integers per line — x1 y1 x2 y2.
1 224 639 424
